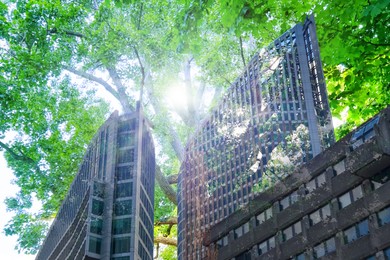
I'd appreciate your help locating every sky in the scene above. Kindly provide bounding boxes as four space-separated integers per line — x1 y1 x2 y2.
0 152 36 260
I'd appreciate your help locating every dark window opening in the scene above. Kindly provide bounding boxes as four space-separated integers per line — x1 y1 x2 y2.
89 236 101 254
113 218 131 234
92 199 104 216
90 217 103 235
115 200 132 216
112 236 131 254
116 165 133 180
118 149 135 164
115 183 133 198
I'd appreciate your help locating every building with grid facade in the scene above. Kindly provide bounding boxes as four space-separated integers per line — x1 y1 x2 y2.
35 105 155 260
177 16 335 259
203 105 390 260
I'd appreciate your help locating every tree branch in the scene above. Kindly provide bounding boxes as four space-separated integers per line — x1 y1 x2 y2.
154 236 177 246
239 36 246 68
0 141 34 163
63 66 134 113
155 165 177 205
133 47 145 99
195 81 206 111
63 66 119 98
0 141 42 174
144 76 185 161
48 28 86 38
155 216 178 225
166 174 178 184
137 3 144 31
106 67 134 113
183 57 198 126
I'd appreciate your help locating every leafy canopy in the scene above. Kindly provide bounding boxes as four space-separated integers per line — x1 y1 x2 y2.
0 0 388 257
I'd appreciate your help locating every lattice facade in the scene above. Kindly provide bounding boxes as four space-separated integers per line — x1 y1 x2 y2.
36 105 155 260
177 16 334 260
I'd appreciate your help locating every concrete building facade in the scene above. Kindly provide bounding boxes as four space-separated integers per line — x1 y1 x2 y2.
203 106 390 260
178 16 334 259
36 105 155 260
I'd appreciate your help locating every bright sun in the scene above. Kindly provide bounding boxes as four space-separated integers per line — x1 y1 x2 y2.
165 84 188 110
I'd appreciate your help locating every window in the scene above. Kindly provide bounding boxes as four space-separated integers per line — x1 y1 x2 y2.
112 236 131 254
234 222 250 238
89 236 102 254
118 119 136 132
338 185 363 209
305 172 326 193
371 167 390 184
333 160 345 176
115 183 133 198
138 242 149 260
243 222 250 233
113 218 131 234
118 148 134 164
118 134 134 147
377 206 390 226
258 236 275 256
350 116 380 150
371 180 383 190
343 219 369 244
279 190 299 211
313 237 336 259
216 235 228 248
112 257 131 260
90 217 103 235
282 221 302 241
294 253 305 260
115 200 132 216
235 250 252 260
309 204 331 226
92 199 104 216
116 165 133 180
385 247 390 260
93 182 105 198
256 207 273 225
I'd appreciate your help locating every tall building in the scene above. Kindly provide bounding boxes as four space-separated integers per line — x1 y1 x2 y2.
36 105 155 260
177 16 334 259
203 106 390 260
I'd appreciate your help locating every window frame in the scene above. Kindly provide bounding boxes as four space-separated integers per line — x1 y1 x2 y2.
282 220 302 242
343 218 369 244
279 190 299 211
338 185 363 209
377 206 390 226
313 237 335 259
309 204 331 226
258 236 275 256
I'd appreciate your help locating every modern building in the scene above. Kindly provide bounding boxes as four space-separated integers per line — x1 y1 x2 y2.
203 105 390 260
178 16 335 259
36 105 155 260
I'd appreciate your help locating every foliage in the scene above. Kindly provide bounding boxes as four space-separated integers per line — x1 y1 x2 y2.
189 0 390 137
0 77 109 253
0 0 388 256
160 245 177 260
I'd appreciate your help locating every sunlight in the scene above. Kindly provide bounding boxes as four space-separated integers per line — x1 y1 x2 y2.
165 83 188 110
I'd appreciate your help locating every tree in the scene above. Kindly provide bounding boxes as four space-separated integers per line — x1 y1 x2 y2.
186 0 389 137
0 0 388 257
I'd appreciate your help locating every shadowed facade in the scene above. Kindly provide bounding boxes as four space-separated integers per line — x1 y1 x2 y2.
204 106 390 260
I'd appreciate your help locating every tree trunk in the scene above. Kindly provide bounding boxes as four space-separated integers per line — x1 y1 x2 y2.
154 237 177 246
